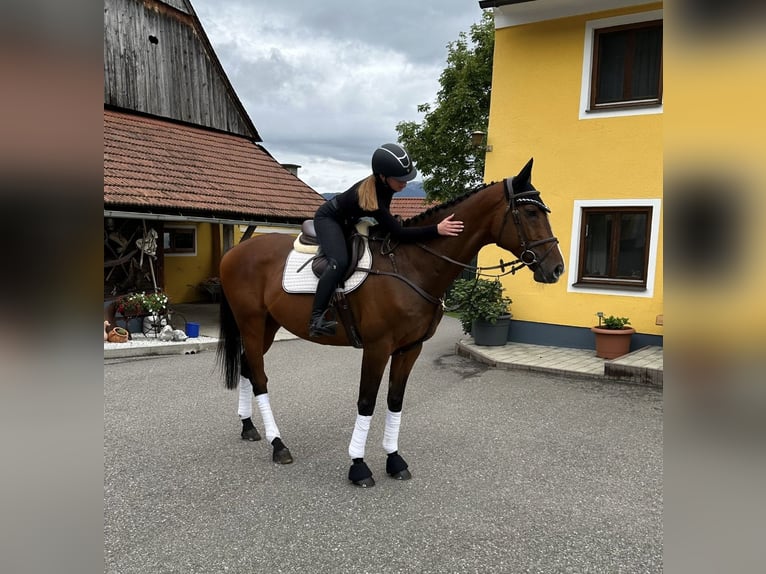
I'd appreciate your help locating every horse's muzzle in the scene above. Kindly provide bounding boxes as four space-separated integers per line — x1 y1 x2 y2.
533 262 565 284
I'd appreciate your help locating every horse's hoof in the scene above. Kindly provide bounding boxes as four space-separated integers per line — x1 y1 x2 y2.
389 469 412 480
385 451 409 479
271 437 293 464
273 447 293 464
241 428 262 441
348 458 374 487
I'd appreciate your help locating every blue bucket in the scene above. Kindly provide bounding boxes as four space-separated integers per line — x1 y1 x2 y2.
186 322 200 338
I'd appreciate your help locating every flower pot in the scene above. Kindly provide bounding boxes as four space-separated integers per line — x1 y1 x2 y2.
591 326 635 359
125 316 145 334
472 315 511 346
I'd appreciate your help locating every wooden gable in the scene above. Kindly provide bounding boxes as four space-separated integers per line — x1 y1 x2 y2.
104 0 258 140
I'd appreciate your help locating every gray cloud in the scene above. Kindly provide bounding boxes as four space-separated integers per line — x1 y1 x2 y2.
193 0 485 195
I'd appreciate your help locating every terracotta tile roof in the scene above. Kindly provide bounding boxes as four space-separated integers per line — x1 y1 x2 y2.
390 197 435 220
104 108 324 222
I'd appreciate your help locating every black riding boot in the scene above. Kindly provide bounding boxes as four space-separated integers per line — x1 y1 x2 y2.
309 259 340 337
309 309 336 337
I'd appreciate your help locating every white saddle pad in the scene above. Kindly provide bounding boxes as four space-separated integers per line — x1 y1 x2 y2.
282 241 372 294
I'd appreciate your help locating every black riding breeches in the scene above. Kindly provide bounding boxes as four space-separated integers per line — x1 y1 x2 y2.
312 209 350 314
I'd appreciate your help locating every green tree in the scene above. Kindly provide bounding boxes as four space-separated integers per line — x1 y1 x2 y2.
396 11 494 202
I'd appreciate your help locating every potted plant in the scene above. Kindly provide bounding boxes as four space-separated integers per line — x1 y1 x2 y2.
591 313 635 359
115 291 169 332
446 278 512 346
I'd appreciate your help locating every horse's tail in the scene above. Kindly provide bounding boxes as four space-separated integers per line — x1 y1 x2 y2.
216 290 241 390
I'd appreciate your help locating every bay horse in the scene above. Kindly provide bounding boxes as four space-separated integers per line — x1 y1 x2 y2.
217 158 565 487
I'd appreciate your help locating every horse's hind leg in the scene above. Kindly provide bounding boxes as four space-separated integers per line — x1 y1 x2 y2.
237 355 261 441
383 344 423 480
242 316 293 464
236 317 281 442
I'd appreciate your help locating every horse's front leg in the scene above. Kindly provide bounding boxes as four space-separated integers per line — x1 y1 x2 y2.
383 344 422 481
347 347 390 487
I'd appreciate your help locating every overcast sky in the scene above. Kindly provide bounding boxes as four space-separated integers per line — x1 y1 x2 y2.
191 0 486 196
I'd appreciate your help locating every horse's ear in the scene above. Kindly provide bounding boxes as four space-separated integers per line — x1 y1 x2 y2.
512 157 534 193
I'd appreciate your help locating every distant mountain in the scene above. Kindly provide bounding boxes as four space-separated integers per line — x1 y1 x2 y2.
321 180 425 201
398 181 426 197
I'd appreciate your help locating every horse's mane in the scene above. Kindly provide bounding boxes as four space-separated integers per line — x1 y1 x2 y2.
403 181 498 226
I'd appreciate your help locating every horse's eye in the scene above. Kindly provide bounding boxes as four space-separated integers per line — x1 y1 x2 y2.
525 208 539 218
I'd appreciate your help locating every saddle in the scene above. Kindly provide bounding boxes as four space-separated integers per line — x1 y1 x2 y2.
294 220 372 281
290 219 374 349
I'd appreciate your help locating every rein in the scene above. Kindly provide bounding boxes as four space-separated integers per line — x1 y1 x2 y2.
355 177 560 305
415 178 559 280
353 259 442 305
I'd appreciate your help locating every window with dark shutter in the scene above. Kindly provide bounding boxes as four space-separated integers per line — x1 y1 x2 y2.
589 20 662 111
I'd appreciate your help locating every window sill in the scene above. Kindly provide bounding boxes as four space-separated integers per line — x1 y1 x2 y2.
586 102 662 113
573 282 646 292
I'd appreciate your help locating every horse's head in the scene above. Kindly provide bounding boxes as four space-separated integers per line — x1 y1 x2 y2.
496 158 565 284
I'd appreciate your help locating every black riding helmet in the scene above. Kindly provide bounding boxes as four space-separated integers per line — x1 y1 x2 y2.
371 143 417 182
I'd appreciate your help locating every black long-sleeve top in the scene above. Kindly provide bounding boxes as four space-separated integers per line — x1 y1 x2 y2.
323 177 439 242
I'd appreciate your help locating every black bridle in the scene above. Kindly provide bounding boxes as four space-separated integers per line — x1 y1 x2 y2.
497 177 560 270
360 178 561 308
413 178 560 278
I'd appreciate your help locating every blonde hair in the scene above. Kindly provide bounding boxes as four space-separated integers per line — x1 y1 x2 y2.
357 175 379 211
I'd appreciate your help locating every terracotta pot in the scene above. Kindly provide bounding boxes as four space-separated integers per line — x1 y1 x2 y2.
107 327 129 343
591 326 635 359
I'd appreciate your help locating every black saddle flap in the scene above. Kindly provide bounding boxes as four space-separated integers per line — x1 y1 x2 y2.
311 234 366 282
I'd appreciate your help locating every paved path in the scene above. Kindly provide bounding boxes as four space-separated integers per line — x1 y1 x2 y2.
104 317 663 573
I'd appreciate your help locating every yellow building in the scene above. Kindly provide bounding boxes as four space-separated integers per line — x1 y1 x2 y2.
479 0 663 349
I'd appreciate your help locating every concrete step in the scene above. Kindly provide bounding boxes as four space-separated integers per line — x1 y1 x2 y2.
604 345 663 387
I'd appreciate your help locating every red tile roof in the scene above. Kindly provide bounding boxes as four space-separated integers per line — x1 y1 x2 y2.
104 108 324 222
390 197 435 220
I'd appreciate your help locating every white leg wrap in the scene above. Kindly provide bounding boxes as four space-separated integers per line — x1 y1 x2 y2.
382 409 402 454
348 414 372 459
255 393 280 443
237 376 252 419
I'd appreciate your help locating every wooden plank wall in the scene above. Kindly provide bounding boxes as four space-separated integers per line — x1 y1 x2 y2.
104 0 256 139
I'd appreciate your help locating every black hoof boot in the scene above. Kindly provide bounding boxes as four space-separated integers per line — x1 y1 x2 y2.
308 312 337 338
271 437 293 464
386 451 411 480
240 418 261 441
348 458 375 487
241 427 262 441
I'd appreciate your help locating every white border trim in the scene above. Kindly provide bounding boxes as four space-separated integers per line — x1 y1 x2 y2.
493 0 650 28
579 10 663 120
163 224 197 257
567 199 661 298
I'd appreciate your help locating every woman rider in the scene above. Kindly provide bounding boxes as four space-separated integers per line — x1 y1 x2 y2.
309 143 464 337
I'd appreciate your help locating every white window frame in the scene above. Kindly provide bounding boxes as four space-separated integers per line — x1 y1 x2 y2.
567 199 661 298
579 9 663 120
163 225 197 257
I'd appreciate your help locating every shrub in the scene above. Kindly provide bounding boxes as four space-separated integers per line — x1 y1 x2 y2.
446 278 512 334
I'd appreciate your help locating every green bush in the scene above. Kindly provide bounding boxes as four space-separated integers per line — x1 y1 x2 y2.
600 315 631 329
446 278 512 334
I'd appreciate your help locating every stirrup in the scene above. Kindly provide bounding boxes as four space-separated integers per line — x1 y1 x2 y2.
309 316 336 337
